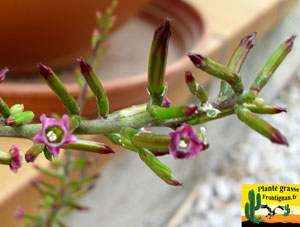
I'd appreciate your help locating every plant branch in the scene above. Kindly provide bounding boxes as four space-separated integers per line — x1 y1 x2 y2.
0 95 242 139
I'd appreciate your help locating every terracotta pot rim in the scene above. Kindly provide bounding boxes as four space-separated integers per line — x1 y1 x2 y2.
1 0 209 99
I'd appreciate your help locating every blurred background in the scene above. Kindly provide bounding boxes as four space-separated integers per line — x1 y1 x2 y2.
0 0 300 226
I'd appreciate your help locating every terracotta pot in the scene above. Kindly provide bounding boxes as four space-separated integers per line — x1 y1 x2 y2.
0 0 209 118
0 0 151 75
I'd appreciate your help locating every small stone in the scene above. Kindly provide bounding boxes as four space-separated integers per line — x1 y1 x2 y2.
214 178 232 201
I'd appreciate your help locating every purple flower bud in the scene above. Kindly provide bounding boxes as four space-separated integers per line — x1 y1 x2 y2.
155 18 171 40
185 70 195 83
271 130 289 146
285 35 296 50
37 63 53 79
185 105 197 116
239 32 257 49
9 145 22 173
14 206 24 220
5 117 15 126
187 53 206 67
25 152 35 163
162 97 171 107
30 178 39 186
274 106 287 113
25 144 44 163
0 67 8 84
168 124 207 159
103 145 115 154
78 57 92 75
33 114 77 157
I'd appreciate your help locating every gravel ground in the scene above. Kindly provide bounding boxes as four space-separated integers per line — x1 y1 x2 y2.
177 74 300 227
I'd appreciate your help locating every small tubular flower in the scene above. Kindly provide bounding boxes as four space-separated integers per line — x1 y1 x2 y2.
0 67 8 84
33 114 77 157
162 97 171 107
9 145 22 173
15 206 24 220
168 124 207 159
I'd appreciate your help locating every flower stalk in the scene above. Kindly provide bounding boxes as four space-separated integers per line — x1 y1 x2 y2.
136 146 182 186
78 57 109 118
107 133 137 152
147 104 197 120
147 18 171 106
235 105 288 145
219 32 257 96
250 35 296 92
132 131 170 155
63 140 115 154
108 103 147 119
37 64 80 115
121 127 170 155
185 71 208 103
188 53 244 94
243 104 287 114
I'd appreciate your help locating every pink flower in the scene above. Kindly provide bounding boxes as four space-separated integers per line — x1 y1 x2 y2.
168 124 208 159
25 152 35 163
9 145 22 173
14 206 24 220
0 67 8 84
163 97 171 107
33 114 77 157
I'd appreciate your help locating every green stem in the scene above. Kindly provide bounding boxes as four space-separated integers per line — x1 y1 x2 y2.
108 103 147 119
187 108 234 125
0 96 241 139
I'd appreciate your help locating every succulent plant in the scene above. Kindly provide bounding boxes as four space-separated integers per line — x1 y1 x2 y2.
245 189 263 224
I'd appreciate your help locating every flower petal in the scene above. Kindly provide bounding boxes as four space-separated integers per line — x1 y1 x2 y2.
9 145 22 173
60 114 69 130
32 131 44 144
33 115 77 158
168 124 206 159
